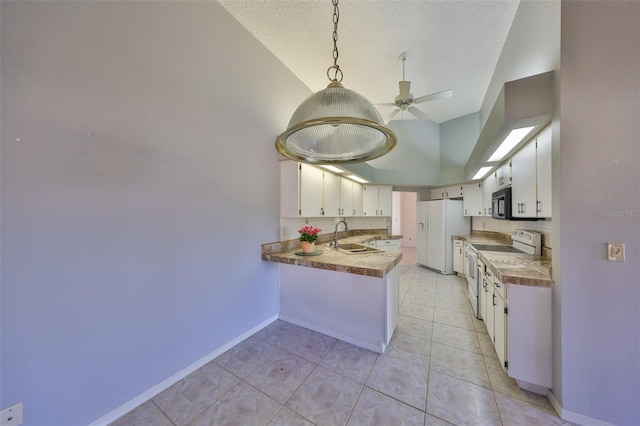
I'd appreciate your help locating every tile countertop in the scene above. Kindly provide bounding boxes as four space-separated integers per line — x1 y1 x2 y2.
454 232 553 288
261 230 402 279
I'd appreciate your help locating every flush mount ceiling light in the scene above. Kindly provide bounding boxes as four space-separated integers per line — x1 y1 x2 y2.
319 165 344 173
487 126 536 162
346 175 368 184
275 0 397 164
472 166 493 180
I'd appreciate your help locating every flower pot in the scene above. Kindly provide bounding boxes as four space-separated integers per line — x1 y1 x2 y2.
300 241 316 254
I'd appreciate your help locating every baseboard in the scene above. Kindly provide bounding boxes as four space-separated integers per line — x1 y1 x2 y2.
548 391 614 426
89 314 279 426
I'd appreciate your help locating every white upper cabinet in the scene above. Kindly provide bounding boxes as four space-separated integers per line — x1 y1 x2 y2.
352 182 363 216
340 178 363 217
280 162 348 218
463 182 483 216
363 184 393 216
378 185 392 216
299 163 324 217
495 162 512 189
511 141 537 218
323 171 341 217
431 185 463 200
482 173 496 216
536 126 552 218
511 125 552 219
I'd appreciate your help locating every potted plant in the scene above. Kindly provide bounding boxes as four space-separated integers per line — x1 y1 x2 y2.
298 225 321 253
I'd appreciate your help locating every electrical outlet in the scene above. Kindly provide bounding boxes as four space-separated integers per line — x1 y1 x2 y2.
607 242 625 261
1 402 23 426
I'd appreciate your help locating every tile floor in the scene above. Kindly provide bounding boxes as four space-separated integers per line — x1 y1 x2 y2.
112 247 570 426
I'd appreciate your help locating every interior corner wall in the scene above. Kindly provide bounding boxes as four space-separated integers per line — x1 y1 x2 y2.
558 2 640 423
439 113 480 184
0 2 312 424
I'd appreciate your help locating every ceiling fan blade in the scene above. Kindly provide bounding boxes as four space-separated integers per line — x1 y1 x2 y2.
414 89 453 104
385 109 400 124
399 81 411 99
408 106 428 120
375 102 397 107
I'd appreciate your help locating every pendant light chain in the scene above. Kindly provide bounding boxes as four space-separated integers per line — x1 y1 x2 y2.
327 0 343 83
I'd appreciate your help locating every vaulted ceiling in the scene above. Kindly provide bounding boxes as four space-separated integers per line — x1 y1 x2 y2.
220 0 560 185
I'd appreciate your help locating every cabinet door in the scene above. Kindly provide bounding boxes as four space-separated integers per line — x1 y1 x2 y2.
480 275 488 322
482 174 496 216
280 161 301 217
362 185 378 216
430 188 444 200
378 185 393 216
495 289 508 370
486 283 496 343
511 142 537 217
340 178 353 217
453 241 464 273
536 126 552 218
496 163 512 189
300 164 324 217
352 182 363 216
463 183 483 216
448 185 464 198
323 171 341 217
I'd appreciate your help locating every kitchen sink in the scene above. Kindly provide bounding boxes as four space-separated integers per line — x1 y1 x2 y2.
329 243 383 254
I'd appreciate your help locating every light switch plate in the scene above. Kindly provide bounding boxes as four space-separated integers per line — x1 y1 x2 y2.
607 242 625 261
1 402 23 426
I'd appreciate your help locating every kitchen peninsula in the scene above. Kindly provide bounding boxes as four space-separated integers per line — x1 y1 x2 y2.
262 231 402 353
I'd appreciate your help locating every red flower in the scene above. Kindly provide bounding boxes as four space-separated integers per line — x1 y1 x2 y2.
298 226 322 243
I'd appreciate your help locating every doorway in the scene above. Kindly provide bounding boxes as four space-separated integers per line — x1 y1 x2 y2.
392 191 418 265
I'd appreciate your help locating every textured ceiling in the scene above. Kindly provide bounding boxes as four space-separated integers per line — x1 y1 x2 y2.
219 0 521 124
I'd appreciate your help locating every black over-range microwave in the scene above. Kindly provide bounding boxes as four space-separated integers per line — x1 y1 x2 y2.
492 187 512 220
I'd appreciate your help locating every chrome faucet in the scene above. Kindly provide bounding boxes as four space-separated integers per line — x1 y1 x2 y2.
334 220 349 248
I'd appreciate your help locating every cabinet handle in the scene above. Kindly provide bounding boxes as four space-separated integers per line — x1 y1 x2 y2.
321 207 325 216
493 293 497 307
536 200 542 214
353 209 356 216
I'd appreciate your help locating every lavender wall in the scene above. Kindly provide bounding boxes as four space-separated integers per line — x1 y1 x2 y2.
0 2 311 424
557 2 640 423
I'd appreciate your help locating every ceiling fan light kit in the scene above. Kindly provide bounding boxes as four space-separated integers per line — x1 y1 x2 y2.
276 0 396 164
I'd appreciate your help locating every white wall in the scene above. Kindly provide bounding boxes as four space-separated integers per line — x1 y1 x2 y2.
556 2 640 424
0 2 311 424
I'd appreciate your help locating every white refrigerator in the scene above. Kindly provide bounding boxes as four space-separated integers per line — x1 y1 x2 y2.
417 199 470 274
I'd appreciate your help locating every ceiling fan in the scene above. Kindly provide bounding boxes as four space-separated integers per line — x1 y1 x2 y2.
378 52 453 124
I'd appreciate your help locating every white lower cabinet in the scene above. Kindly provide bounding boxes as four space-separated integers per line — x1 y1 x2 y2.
483 271 552 392
376 239 400 252
453 240 464 273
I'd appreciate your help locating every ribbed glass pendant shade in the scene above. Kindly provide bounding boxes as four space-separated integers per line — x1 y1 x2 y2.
276 82 397 164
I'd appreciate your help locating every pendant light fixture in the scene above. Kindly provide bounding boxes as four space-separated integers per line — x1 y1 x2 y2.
276 0 397 164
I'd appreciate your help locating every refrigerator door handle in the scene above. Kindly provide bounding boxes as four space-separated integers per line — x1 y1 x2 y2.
425 211 429 235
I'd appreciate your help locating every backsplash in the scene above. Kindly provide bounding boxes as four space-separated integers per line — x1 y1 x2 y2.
472 216 553 249
279 217 389 241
